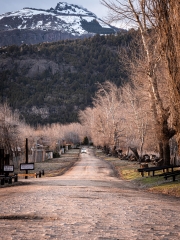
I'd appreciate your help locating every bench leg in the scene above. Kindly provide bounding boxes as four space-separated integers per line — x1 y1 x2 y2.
14 175 18 182
1 179 4 185
173 175 176 181
8 178 12 184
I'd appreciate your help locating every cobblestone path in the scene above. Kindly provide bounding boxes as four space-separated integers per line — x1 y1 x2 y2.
0 148 180 239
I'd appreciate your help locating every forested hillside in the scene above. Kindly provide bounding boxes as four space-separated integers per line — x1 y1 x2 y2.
0 30 137 125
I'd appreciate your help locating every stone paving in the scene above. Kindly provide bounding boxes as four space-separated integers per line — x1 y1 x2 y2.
0 148 180 239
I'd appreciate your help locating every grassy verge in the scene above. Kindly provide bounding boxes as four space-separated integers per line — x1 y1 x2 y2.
16 149 80 178
0 149 80 188
95 149 180 198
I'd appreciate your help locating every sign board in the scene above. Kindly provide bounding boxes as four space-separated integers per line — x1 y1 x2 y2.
20 163 34 170
4 165 14 172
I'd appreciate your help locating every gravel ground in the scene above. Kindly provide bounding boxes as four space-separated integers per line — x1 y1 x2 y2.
0 148 180 239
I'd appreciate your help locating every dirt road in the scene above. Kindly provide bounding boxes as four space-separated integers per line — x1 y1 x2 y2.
0 148 180 239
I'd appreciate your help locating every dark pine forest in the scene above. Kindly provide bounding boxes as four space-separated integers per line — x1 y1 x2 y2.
0 30 137 125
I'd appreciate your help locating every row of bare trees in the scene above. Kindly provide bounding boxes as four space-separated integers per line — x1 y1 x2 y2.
0 103 87 160
79 81 156 156
79 74 178 165
87 0 180 165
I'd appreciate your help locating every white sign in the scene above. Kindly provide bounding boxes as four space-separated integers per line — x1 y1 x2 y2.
20 163 34 170
4 165 14 172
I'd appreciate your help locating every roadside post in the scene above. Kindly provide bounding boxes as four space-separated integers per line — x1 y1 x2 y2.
19 138 34 179
4 154 10 177
25 138 28 179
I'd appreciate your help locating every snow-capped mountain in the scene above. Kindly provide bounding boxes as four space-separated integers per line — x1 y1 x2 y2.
0 2 118 46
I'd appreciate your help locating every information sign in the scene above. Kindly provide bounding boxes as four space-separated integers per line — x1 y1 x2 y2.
4 165 14 172
20 163 34 170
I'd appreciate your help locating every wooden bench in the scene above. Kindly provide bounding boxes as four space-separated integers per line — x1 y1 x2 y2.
137 166 180 177
163 170 180 182
0 174 18 185
0 175 11 185
11 174 18 182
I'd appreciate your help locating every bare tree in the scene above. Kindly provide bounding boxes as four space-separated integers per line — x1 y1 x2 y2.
19 121 87 155
79 107 102 146
80 81 125 149
94 81 125 148
101 0 176 164
0 103 21 158
122 83 150 156
151 1 180 152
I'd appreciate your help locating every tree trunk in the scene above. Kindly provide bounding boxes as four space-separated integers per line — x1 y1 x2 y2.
140 143 143 158
158 142 163 159
155 1 180 154
162 140 171 166
158 117 176 165
129 147 139 161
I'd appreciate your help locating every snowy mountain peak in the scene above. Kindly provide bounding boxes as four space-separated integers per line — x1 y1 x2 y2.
53 2 96 17
0 2 119 47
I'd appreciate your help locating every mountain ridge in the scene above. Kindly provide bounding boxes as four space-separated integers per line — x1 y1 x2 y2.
0 2 120 47
0 31 138 125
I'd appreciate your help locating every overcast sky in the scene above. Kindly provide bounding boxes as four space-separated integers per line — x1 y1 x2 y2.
0 0 109 19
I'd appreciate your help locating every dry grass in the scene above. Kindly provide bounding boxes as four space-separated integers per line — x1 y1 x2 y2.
149 182 180 197
96 149 180 197
16 149 80 178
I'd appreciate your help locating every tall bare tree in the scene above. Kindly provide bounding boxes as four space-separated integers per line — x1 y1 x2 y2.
0 103 20 157
80 81 125 149
123 83 150 156
93 81 125 148
101 0 176 164
151 0 180 152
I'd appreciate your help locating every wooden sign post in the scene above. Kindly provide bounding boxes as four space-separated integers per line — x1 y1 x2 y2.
20 138 35 179
25 138 28 179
